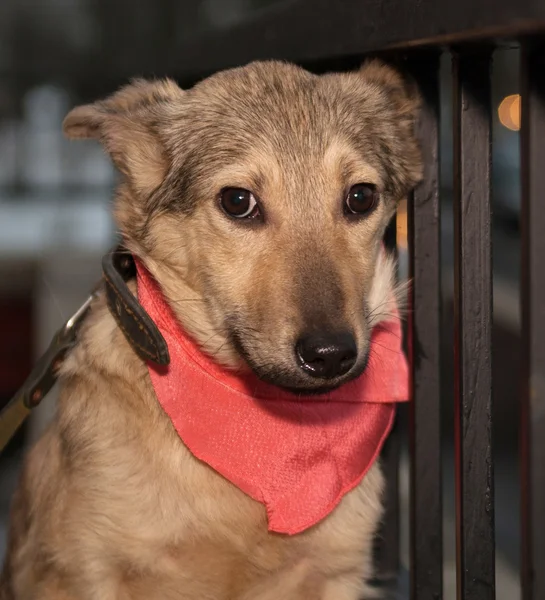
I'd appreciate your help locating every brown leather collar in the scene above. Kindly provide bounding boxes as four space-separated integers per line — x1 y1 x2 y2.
102 248 170 366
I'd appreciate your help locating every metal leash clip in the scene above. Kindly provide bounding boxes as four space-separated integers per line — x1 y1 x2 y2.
0 288 100 454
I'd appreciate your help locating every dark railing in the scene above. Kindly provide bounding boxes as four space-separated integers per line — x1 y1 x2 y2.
164 3 544 599
407 51 443 600
520 41 545 600
452 48 495 600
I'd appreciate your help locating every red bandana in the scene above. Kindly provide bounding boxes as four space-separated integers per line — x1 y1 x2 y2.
136 262 409 535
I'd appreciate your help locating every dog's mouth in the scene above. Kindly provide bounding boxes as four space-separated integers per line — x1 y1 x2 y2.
230 329 370 396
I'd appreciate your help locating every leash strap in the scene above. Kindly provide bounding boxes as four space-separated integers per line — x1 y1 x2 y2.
0 292 96 453
0 247 169 454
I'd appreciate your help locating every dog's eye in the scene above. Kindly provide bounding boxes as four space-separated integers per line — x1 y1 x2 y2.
345 184 378 216
220 188 260 219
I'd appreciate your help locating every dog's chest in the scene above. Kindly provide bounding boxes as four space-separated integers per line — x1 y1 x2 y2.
104 442 383 599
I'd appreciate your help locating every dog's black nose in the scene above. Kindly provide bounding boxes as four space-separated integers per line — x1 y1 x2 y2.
296 332 357 379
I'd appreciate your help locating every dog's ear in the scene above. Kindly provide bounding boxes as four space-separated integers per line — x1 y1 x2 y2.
63 78 184 196
359 59 420 120
348 60 422 198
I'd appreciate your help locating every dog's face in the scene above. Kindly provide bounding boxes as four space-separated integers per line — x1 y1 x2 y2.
64 60 421 393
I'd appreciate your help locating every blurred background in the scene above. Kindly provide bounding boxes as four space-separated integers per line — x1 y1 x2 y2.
0 2 522 598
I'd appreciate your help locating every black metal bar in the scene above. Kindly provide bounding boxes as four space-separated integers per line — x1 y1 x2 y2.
407 51 443 600
168 1 545 83
520 40 545 600
452 48 495 600
374 418 401 583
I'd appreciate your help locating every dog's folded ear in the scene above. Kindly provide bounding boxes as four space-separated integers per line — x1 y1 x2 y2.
63 78 184 197
359 59 421 120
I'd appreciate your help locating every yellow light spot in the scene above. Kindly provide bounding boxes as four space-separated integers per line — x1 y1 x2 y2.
397 198 408 249
498 94 521 131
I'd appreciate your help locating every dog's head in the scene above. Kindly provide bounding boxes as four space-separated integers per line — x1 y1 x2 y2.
64 60 421 393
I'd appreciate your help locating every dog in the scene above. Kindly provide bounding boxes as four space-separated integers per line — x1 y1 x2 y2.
1 59 421 599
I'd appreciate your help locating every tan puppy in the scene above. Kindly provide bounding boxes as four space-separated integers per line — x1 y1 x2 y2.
1 60 421 599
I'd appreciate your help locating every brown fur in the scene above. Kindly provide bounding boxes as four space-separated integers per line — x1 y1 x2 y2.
1 60 421 599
